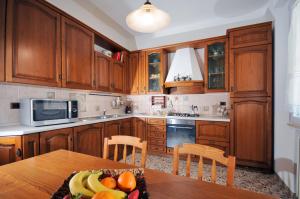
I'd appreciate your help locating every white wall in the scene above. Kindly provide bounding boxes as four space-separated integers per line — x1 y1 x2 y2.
46 0 137 51
270 0 299 194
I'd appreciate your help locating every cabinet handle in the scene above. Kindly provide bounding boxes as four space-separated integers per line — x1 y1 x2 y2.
16 148 22 158
230 86 234 92
58 74 62 80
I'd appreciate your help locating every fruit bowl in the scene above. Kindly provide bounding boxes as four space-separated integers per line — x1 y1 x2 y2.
51 168 148 199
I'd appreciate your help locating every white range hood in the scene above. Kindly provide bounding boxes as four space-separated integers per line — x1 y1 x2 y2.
165 48 203 82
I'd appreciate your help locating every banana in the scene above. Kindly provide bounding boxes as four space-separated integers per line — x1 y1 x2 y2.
69 171 95 198
87 173 127 199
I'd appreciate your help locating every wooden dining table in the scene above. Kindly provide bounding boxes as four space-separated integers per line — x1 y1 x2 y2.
0 150 275 199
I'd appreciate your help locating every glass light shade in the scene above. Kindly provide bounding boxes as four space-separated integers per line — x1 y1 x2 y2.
126 4 170 33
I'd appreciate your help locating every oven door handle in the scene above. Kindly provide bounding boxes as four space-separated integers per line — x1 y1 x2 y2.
168 126 194 130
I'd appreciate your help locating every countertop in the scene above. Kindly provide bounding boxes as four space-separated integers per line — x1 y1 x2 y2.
0 114 230 136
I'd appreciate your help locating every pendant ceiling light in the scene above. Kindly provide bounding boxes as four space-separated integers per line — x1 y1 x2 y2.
126 0 171 33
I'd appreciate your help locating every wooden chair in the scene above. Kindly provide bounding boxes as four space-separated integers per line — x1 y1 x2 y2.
173 143 236 187
103 135 147 168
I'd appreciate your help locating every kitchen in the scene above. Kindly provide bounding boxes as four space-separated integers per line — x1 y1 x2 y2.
0 0 299 199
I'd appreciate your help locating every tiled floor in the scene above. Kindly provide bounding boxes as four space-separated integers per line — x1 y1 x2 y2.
121 153 296 199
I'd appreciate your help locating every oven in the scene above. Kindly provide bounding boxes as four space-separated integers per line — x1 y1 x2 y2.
20 99 78 126
166 118 196 148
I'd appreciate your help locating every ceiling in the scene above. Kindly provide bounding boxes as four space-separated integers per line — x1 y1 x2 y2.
85 0 271 37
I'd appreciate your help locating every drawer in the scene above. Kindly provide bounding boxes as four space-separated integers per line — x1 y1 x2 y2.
197 139 230 156
148 125 166 132
147 118 166 125
196 121 229 142
148 130 166 138
228 23 272 48
148 144 166 153
148 137 165 146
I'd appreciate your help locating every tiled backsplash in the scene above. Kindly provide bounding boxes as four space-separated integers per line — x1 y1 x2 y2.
127 93 230 115
0 83 125 126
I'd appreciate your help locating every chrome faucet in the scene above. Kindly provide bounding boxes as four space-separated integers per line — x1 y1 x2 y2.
103 109 106 116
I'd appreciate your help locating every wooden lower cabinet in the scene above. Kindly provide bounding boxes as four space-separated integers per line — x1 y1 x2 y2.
196 121 230 157
196 121 229 142
22 133 39 159
197 139 230 156
0 136 22 165
73 124 104 157
231 97 272 170
147 118 166 154
120 119 132 136
40 128 73 154
104 120 121 159
132 117 147 141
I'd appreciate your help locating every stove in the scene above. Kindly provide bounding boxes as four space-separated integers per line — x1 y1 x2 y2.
167 112 200 117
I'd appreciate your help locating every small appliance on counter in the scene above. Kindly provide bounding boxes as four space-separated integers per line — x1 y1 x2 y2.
125 105 132 114
20 99 78 126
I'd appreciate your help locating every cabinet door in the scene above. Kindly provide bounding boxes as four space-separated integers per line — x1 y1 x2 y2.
22 133 39 159
196 121 229 142
120 119 132 136
198 139 229 156
205 38 228 92
111 62 124 93
230 44 272 97
138 51 147 94
231 97 272 169
229 22 272 48
0 0 5 82
123 53 130 94
62 17 94 90
104 121 121 158
146 50 167 94
6 0 61 86
40 128 73 154
129 52 139 94
74 124 103 157
0 136 22 165
95 52 111 92
133 118 147 141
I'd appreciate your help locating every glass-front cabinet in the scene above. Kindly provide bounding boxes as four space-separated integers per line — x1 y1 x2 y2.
205 39 228 92
146 50 166 94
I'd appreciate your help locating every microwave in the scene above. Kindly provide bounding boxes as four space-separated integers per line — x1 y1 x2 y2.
20 99 79 126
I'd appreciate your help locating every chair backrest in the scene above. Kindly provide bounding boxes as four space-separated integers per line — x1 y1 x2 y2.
173 143 236 187
103 135 147 168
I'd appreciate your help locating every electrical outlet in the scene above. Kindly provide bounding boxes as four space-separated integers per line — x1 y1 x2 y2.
47 92 55 99
203 106 209 112
10 102 20 109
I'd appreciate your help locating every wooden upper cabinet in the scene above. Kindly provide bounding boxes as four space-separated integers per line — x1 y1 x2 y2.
40 128 73 154
123 53 130 94
146 50 167 94
0 0 5 82
0 136 22 166
111 62 124 93
62 17 94 90
95 52 111 92
228 22 272 48
129 52 139 94
22 133 39 159
229 44 272 97
204 37 229 92
231 97 272 169
138 51 147 94
5 0 61 86
74 124 104 157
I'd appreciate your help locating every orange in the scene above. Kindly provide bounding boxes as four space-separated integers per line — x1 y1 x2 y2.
117 171 136 192
100 177 117 189
92 191 115 199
